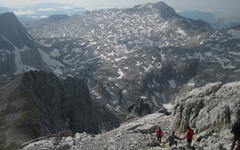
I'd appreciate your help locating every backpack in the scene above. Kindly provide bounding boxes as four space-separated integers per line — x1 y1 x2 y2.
231 120 240 138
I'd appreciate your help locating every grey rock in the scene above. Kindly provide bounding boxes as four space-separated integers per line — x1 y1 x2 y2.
173 81 240 134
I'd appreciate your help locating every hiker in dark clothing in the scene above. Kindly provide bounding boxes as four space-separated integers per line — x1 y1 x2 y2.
156 127 163 143
231 110 240 150
167 131 182 147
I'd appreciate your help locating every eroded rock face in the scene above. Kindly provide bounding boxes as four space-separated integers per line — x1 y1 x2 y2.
0 71 120 150
172 81 240 134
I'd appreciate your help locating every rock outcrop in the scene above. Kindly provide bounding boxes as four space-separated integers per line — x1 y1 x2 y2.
0 71 120 150
172 81 240 134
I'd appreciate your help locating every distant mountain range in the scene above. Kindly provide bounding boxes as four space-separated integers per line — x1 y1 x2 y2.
179 10 240 29
0 3 85 22
1 2 240 28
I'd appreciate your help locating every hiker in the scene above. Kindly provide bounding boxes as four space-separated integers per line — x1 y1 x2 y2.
184 126 195 148
156 126 163 143
167 131 182 147
231 109 240 150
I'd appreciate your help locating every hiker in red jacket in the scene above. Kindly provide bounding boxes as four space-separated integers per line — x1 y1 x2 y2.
184 126 194 148
156 127 163 143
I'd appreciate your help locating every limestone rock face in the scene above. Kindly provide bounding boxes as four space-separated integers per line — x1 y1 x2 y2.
172 81 240 134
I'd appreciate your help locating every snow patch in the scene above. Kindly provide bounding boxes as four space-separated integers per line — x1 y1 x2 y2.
136 61 142 66
122 90 128 94
116 68 125 79
177 27 187 37
163 103 173 111
115 56 127 62
187 78 195 87
142 64 153 72
140 96 147 99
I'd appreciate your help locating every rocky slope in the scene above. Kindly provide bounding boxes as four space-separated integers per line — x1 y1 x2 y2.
173 81 240 136
0 12 64 77
0 71 120 150
20 81 240 150
23 1 211 112
23 1 240 114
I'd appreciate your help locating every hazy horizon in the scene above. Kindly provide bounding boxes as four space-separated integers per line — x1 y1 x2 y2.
0 0 240 20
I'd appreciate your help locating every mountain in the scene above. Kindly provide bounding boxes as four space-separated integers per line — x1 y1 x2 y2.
24 1 215 113
0 12 64 77
131 1 178 18
20 81 240 150
25 1 240 114
0 71 120 150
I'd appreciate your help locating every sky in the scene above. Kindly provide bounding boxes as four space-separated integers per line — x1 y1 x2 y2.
0 0 240 19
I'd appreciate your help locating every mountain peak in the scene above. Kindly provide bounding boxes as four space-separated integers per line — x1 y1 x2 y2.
0 12 18 22
0 12 33 48
133 1 177 18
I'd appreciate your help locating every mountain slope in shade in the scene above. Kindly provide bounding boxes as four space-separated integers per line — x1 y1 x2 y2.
0 71 120 150
0 12 64 77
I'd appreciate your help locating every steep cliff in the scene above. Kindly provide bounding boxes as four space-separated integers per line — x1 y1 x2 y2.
0 71 119 150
